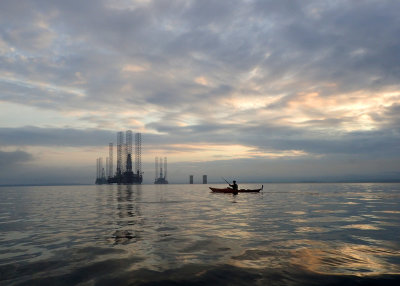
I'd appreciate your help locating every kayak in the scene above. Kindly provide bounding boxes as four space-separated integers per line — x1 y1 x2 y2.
209 185 263 193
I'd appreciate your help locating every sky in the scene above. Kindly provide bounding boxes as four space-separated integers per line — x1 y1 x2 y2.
1 0 400 185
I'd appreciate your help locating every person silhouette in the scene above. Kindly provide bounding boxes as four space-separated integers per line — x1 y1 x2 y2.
229 180 238 195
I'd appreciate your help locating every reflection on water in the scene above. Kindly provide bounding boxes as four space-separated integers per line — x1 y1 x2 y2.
291 242 400 276
342 224 382 230
112 184 143 244
0 183 400 285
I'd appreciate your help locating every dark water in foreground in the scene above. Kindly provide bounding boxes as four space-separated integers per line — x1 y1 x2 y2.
1 183 400 285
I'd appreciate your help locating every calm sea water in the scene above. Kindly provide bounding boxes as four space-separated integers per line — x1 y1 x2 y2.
1 183 400 285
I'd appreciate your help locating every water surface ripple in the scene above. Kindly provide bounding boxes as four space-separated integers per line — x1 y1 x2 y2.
1 183 400 285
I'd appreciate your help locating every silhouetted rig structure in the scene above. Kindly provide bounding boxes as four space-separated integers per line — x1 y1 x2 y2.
154 156 168 184
96 130 142 185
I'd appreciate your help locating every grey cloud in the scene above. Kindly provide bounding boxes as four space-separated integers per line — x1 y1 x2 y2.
372 103 400 129
0 78 84 110
1 124 399 161
146 119 400 157
0 127 180 148
254 1 400 94
236 122 400 156
0 164 95 185
253 0 302 16
0 127 114 147
0 150 35 185
262 135 400 157
2 0 399 112
0 150 33 167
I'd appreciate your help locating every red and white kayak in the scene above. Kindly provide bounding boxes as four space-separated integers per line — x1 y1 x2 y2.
209 185 263 193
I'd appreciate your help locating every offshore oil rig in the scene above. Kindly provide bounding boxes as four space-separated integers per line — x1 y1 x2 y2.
154 156 168 184
95 130 142 184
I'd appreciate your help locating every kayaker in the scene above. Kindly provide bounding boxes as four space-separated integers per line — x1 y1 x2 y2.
229 180 238 195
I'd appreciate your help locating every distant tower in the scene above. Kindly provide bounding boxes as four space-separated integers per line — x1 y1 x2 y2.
96 158 100 180
135 133 142 174
190 175 194 184
108 143 113 178
126 130 132 157
99 157 104 179
95 157 107 184
106 157 109 179
116 131 124 175
155 157 158 180
203 175 207 184
159 157 163 178
101 165 105 180
164 157 167 180
154 156 168 184
125 130 133 172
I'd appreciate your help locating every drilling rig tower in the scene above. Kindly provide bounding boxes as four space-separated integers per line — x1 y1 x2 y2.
154 156 168 184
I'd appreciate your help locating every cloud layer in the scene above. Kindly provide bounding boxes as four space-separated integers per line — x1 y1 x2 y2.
1 0 400 184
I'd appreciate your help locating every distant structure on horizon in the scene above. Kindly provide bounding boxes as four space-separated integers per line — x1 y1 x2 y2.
95 157 107 184
95 130 142 185
186 175 207 184
154 156 168 184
